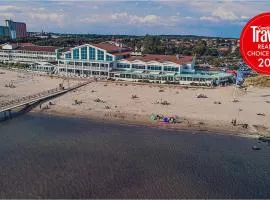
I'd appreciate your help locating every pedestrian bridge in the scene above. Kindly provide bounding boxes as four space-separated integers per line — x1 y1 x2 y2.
0 81 91 120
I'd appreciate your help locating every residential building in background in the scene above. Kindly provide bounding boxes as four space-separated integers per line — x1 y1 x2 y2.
0 19 27 39
5 20 27 39
0 26 10 38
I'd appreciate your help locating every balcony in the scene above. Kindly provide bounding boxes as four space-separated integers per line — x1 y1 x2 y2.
58 64 112 71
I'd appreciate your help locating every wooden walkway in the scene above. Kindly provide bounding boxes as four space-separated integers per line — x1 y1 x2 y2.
0 81 91 117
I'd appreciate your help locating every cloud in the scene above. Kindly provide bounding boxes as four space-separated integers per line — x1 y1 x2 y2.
28 12 63 21
184 16 193 20
197 4 256 22
199 7 240 22
111 12 160 24
241 16 250 20
0 5 20 12
200 16 219 22
82 12 161 25
26 11 65 27
189 0 267 21
0 0 269 37
0 13 14 18
81 11 194 28
31 7 46 12
212 7 239 21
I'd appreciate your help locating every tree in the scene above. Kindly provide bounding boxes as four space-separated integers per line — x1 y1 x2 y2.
193 42 206 56
142 35 164 54
231 47 241 58
212 58 222 67
205 48 218 56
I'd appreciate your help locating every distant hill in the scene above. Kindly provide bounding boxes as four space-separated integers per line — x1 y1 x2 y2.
27 32 238 40
158 35 238 40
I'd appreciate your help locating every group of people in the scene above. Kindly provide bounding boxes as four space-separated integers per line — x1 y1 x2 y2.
150 114 177 124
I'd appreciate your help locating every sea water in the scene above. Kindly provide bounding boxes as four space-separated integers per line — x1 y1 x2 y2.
0 113 269 198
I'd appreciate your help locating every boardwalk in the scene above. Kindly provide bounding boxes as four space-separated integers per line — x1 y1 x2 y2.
0 81 91 116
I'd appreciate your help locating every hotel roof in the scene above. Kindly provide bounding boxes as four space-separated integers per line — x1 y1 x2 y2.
1 43 57 52
92 42 132 54
16 44 57 52
111 51 131 57
125 54 193 65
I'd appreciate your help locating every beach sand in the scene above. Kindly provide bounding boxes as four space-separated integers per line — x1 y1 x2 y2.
0 68 78 102
1 68 270 137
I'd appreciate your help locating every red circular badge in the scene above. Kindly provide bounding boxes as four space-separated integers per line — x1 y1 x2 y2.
240 12 270 74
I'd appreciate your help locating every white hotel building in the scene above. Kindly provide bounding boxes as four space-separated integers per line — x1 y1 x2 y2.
57 42 213 84
0 43 57 62
0 41 231 86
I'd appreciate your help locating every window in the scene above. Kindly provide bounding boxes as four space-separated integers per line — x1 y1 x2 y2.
65 53 71 60
83 62 90 67
132 64 145 70
81 47 87 60
89 47 96 60
106 54 113 61
117 63 130 69
148 65 162 71
164 66 179 72
73 49 79 60
97 50 104 61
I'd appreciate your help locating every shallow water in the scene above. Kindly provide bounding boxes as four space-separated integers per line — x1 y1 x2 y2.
0 113 269 198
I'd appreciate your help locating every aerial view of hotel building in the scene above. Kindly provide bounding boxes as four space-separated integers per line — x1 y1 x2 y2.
57 41 229 85
0 41 231 86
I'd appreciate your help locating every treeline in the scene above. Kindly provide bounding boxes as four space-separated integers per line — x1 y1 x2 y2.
0 37 41 45
0 36 112 47
121 35 241 58
0 35 241 66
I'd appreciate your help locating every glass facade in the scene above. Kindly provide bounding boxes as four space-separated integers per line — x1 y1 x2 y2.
60 46 187 80
164 66 179 72
65 53 71 59
148 65 162 71
106 54 113 61
89 47 96 60
117 63 130 69
132 64 146 70
0 26 10 37
81 47 87 60
73 49 79 60
97 50 104 61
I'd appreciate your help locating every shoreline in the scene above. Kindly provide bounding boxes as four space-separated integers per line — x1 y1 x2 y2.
1 67 270 139
31 108 262 139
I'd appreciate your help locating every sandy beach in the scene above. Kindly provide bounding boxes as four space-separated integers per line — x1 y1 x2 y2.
1 68 270 137
0 68 79 102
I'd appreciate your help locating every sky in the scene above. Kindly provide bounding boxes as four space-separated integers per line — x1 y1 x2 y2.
0 0 269 38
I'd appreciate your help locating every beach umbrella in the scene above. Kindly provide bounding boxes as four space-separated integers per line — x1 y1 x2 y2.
163 117 169 123
150 114 156 121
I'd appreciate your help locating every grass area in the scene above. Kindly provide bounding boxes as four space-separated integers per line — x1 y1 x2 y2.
244 75 270 87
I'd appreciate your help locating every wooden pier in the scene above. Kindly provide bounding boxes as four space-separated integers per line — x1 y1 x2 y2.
0 81 91 120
